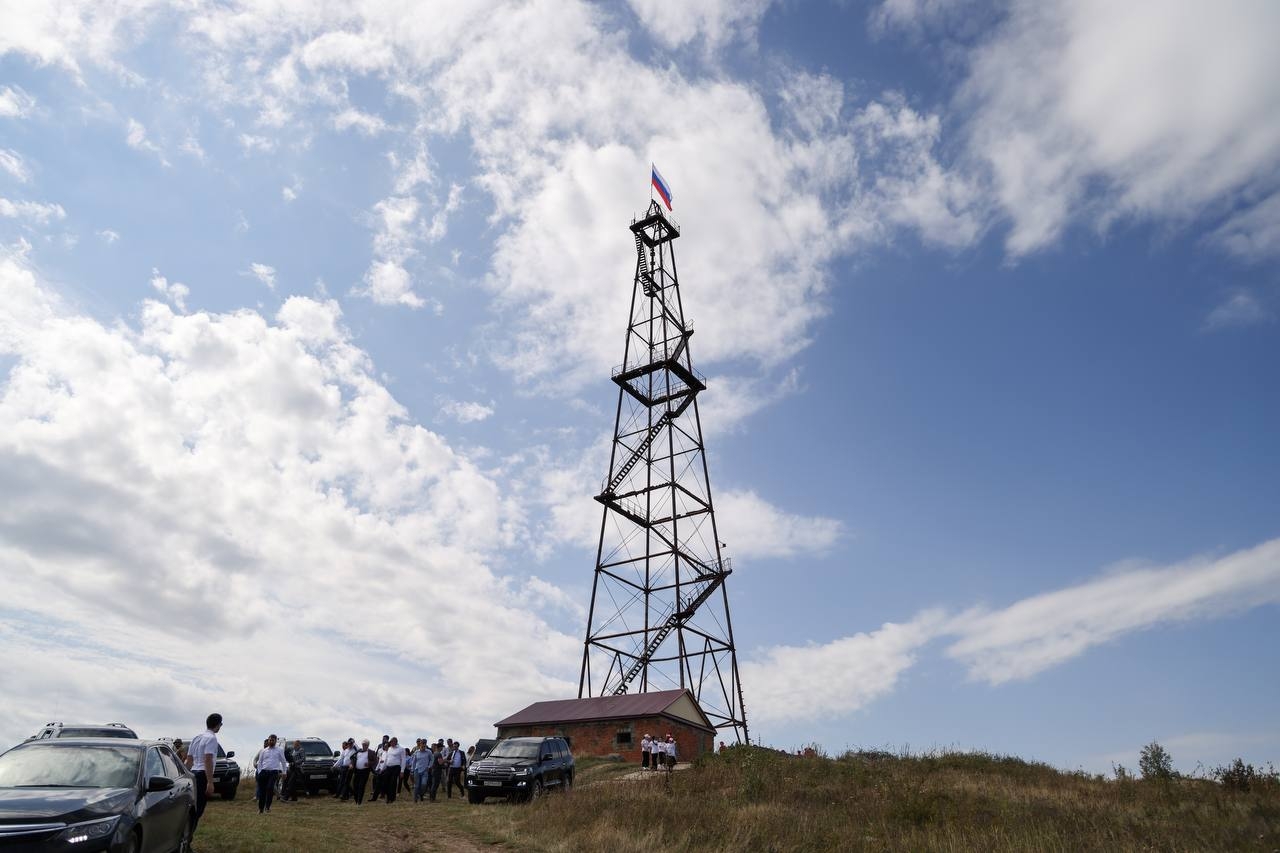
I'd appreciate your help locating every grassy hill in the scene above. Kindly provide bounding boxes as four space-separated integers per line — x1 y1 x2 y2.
198 748 1280 852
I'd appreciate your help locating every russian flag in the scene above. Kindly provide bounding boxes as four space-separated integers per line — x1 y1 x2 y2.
651 164 673 210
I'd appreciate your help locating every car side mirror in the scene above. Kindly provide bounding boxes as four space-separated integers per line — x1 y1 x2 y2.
542 753 554 762
334 751 340 757
226 751 236 758
147 776 175 792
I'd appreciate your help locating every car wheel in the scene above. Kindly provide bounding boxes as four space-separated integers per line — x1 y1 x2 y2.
220 784 237 801
177 814 194 853
564 771 573 791
122 829 141 853
529 778 544 801
467 790 485 804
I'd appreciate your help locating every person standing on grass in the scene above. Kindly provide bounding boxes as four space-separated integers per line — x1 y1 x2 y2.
186 713 223 837
252 737 269 801
641 733 653 771
333 739 352 800
402 743 415 795
370 735 390 802
446 739 466 798
350 739 376 805
255 735 287 813
411 739 434 803
282 740 305 801
381 737 406 804
428 740 445 801
663 733 677 771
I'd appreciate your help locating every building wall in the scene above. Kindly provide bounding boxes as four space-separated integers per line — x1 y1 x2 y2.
496 716 713 762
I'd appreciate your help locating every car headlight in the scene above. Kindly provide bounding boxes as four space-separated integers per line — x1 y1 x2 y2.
513 766 531 775
56 815 121 845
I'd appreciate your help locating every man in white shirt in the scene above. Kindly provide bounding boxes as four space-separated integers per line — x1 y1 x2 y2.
333 739 353 800
255 734 287 813
663 733 677 770
640 733 654 771
380 737 406 804
186 713 223 836
370 735 390 802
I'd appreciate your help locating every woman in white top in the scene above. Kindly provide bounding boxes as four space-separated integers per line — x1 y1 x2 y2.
640 734 653 771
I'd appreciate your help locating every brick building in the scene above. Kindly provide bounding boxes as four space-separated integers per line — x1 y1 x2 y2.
494 689 717 763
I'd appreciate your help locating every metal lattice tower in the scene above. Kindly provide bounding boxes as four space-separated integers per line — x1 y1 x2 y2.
578 200 748 744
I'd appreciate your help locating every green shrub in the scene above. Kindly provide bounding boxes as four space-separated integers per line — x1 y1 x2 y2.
1138 741 1174 781
1212 758 1280 793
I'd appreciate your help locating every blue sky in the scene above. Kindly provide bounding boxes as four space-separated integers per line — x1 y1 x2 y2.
1 0 1277 774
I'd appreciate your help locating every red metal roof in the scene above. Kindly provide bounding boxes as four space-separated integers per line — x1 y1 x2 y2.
494 689 714 732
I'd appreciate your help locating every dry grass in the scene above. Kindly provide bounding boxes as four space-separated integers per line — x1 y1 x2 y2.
502 748 1280 853
194 749 1280 852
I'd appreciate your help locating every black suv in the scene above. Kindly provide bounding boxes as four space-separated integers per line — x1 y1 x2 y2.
465 736 574 803
27 722 138 740
186 737 241 800
282 738 338 795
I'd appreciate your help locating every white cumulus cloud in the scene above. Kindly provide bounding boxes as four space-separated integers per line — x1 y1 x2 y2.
0 254 579 754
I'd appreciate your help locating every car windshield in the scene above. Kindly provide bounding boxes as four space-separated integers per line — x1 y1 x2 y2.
300 743 331 757
57 728 133 738
0 745 139 788
486 741 541 759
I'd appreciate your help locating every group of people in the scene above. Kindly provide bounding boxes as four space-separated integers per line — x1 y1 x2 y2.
182 712 481 849
321 735 470 806
246 734 472 810
639 733 678 771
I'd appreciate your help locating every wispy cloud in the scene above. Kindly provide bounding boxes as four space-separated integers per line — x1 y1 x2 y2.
744 537 1280 722
332 108 387 136
181 132 207 163
1203 290 1273 332
0 149 31 182
238 133 275 154
149 267 189 311
125 118 167 165
440 398 495 423
0 85 36 118
716 489 843 560
946 539 1280 685
97 229 120 244
0 197 66 224
744 611 949 724
955 0 1280 257
245 262 277 291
